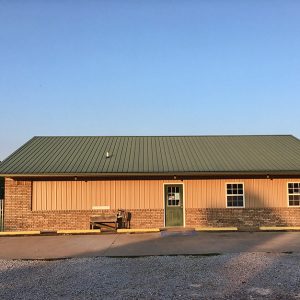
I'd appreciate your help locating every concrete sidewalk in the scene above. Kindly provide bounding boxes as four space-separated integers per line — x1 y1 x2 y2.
0 231 300 259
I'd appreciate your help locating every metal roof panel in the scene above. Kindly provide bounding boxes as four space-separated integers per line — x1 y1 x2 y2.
1 135 300 175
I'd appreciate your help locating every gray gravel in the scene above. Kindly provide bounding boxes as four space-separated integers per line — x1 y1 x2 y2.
0 253 300 299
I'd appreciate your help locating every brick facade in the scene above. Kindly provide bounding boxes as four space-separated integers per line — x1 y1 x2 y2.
185 208 300 229
4 178 300 231
4 179 164 231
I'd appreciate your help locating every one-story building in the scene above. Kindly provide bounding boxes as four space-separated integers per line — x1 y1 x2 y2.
0 135 300 231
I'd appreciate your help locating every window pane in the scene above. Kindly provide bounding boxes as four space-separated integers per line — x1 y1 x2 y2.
227 194 244 207
288 183 300 195
227 184 243 195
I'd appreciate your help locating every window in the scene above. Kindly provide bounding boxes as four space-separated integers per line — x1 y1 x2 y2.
288 182 300 206
226 183 244 207
167 186 181 206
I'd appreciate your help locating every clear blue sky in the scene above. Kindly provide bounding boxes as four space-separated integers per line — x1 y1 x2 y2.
1 1 300 160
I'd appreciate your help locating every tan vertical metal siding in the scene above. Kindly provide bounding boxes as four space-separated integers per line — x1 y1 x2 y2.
185 178 293 209
31 178 300 211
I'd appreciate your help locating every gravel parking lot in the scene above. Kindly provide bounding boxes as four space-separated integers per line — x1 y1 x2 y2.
0 253 300 299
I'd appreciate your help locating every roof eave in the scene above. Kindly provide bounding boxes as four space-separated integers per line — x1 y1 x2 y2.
1 170 300 179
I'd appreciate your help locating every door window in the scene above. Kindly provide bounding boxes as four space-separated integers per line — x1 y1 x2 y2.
167 186 181 206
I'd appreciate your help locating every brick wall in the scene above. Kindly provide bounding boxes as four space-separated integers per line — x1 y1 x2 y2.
4 179 164 231
4 178 300 231
185 208 300 229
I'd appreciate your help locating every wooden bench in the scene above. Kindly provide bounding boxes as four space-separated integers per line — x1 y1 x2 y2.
90 210 131 230
90 214 118 230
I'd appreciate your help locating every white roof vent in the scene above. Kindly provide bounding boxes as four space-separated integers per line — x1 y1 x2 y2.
106 151 110 158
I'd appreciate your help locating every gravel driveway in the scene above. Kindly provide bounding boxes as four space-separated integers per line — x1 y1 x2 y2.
0 253 300 299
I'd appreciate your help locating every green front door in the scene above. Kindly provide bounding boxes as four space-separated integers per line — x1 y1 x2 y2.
165 184 184 227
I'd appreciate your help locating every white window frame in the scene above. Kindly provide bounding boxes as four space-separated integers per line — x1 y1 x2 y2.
287 182 300 207
225 182 245 208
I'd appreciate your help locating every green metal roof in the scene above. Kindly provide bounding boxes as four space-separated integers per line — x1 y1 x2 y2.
0 135 300 176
